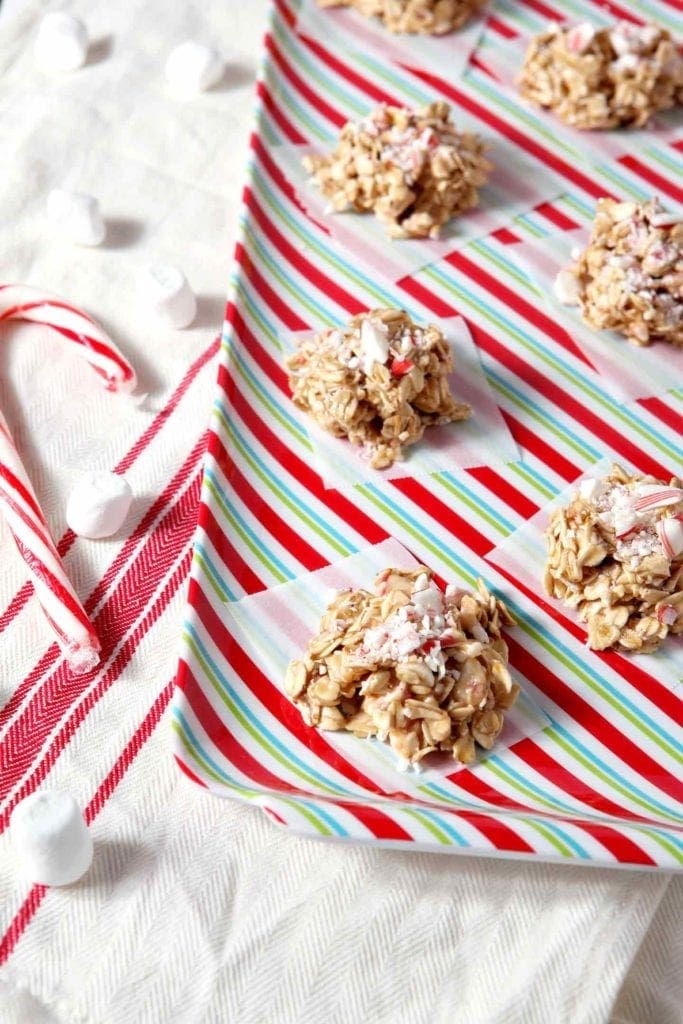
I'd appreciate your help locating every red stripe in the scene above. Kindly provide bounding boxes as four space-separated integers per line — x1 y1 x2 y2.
467 466 540 520
8 316 133 383
445 249 590 365
12 534 95 641
177 661 307 794
188 584 394 798
485 15 518 39
0 477 56 551
0 885 46 966
452 808 534 853
298 31 396 105
454 743 673 832
0 452 205 811
0 462 48 524
175 755 209 789
0 676 177 964
506 636 683 805
536 202 580 231
510 738 680 828
0 529 197 833
0 298 96 327
500 413 579 482
245 183 365 316
335 800 413 841
490 559 683 728
176 663 414 846
210 432 329 572
236 241 308 331
219 364 388 547
0 337 219 650
266 34 345 129
617 155 683 205
403 67 611 200
577 822 656 866
257 82 306 144
391 477 492 556
0 434 206 734
634 395 679 436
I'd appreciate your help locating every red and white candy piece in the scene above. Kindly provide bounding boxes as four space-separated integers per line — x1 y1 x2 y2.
656 604 678 627
631 486 683 513
657 516 683 561
0 284 136 392
565 22 596 55
0 284 137 672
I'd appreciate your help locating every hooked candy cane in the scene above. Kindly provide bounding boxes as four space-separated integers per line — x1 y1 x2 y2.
0 284 137 673
0 284 136 392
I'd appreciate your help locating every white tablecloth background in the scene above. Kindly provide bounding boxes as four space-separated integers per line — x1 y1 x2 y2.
0 2 680 1021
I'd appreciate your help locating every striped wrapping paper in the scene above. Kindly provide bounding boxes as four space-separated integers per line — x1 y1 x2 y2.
172 0 683 870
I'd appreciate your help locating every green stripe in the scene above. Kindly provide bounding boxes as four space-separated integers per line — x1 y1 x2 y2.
548 727 683 820
401 807 452 845
183 630 345 796
217 407 352 557
203 472 288 584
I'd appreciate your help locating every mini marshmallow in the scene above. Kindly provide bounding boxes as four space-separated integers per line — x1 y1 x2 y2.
553 268 581 306
66 471 132 539
34 12 89 74
164 41 225 96
137 264 197 328
10 791 93 887
359 317 389 374
47 189 106 246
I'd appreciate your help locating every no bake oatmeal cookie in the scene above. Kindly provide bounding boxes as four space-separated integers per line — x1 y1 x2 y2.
518 21 683 130
544 464 683 653
303 101 492 240
285 566 519 766
315 0 485 35
285 308 470 469
554 197 683 347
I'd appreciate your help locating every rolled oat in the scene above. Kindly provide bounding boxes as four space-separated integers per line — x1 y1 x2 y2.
316 0 485 35
554 197 683 348
303 101 492 239
518 20 683 130
285 565 518 766
543 464 683 653
286 307 470 469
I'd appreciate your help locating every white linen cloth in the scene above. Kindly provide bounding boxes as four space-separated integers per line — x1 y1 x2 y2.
0 2 680 1022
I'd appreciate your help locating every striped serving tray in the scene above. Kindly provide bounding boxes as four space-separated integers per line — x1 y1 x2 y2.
172 0 683 870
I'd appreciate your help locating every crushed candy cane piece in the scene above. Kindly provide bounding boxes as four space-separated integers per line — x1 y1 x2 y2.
657 516 683 560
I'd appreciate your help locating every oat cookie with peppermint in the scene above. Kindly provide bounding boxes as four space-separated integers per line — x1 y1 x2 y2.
553 198 683 348
285 307 470 469
544 464 683 653
303 101 492 240
285 566 518 767
518 20 683 130
315 0 486 35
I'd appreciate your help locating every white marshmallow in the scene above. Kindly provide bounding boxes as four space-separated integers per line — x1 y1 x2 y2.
34 13 89 74
47 189 106 246
164 41 225 96
553 268 581 306
66 471 133 539
359 317 389 374
137 264 197 328
10 791 93 887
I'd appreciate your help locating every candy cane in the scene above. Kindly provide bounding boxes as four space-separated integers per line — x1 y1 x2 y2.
631 485 683 513
657 516 683 561
0 284 136 392
0 284 137 673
